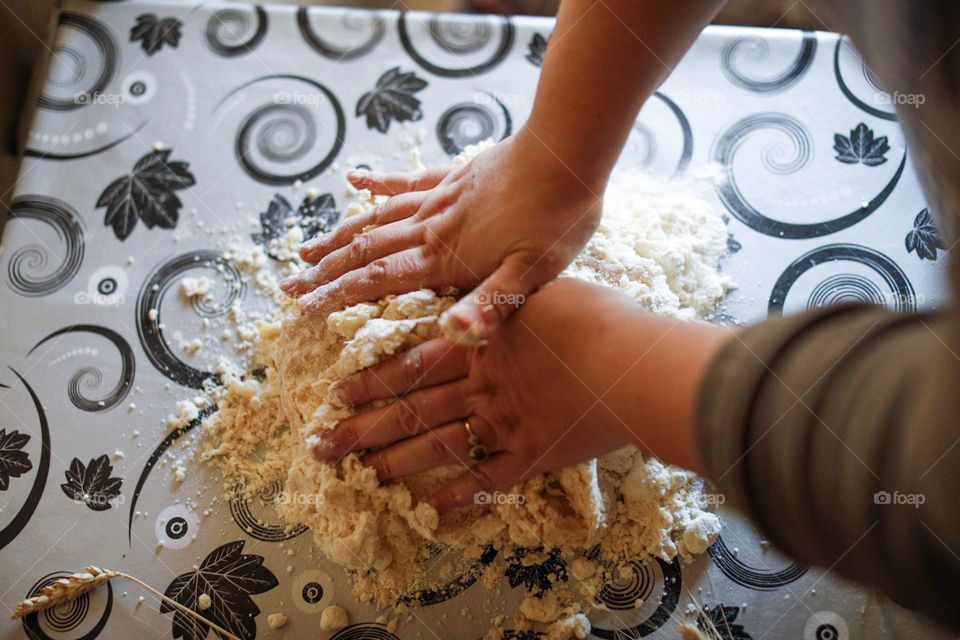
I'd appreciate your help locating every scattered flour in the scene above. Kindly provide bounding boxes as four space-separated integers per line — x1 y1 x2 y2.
564 171 731 320
197 142 731 636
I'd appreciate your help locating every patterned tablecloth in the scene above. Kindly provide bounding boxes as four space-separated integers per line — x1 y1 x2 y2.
0 1 953 638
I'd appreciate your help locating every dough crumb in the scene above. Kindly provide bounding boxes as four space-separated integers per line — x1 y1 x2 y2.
196 142 733 635
267 612 288 629
320 605 349 632
180 276 211 298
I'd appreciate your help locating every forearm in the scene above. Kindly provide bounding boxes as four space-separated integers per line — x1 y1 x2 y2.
566 286 729 472
697 303 960 629
520 0 725 186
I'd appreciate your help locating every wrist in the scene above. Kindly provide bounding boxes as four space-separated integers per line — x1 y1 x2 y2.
596 299 731 474
513 124 613 194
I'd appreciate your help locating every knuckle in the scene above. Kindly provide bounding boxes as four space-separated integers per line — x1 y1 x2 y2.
400 349 425 387
421 226 448 260
356 372 376 404
366 258 390 282
347 233 372 264
372 203 390 225
393 399 422 437
372 450 391 478
303 264 323 286
427 432 449 462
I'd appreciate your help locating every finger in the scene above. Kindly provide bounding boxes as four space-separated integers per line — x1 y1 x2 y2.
298 245 435 315
427 452 521 515
361 415 499 480
281 222 423 298
347 166 450 196
313 381 470 461
333 338 470 406
295 191 425 265
440 251 545 345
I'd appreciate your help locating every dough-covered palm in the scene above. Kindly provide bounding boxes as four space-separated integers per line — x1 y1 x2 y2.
279 133 603 344
313 279 641 514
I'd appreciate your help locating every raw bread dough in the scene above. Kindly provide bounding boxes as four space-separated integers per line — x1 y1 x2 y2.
200 143 728 631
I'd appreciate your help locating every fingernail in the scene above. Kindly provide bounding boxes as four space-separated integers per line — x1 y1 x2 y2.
440 310 487 346
347 168 370 183
313 436 337 461
278 275 297 291
329 381 351 406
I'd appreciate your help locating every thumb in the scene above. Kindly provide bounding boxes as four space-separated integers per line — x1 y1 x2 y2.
440 251 550 345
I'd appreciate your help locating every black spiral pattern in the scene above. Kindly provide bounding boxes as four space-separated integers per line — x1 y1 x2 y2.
255 105 317 162
436 93 512 156
721 31 817 93
6 196 84 297
27 325 135 412
595 559 656 610
399 12 514 78
0 371 50 552
330 624 399 640
24 121 148 161
808 274 886 308
768 244 916 314
22 570 113 640
39 13 118 111
297 8 385 60
428 14 491 53
229 480 308 542
708 535 808 590
653 91 693 176
713 113 905 238
205 6 268 57
136 251 244 388
222 75 345 186
127 405 217 544
833 38 897 122
590 557 682 639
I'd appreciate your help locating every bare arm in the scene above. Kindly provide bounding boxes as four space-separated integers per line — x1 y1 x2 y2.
522 0 725 186
282 0 726 342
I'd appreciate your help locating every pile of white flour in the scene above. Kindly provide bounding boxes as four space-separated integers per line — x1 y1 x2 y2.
199 143 732 639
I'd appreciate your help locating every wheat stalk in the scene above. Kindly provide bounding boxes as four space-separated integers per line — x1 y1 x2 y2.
10 566 241 640
677 622 711 640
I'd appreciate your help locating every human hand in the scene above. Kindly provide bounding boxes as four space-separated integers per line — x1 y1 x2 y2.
312 279 653 514
279 131 604 344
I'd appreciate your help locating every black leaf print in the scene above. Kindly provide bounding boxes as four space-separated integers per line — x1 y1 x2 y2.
252 192 340 259
526 33 548 67
131 14 183 55
504 546 567 595
356 67 428 133
0 429 32 491
905 207 945 261
833 123 889 166
161 540 279 640
697 604 752 640
96 149 196 240
60 455 122 511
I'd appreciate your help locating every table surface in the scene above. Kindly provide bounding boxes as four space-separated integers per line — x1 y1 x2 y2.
0 1 952 638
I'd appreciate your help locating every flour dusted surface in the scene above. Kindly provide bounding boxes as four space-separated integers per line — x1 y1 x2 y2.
199 145 730 636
